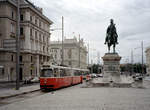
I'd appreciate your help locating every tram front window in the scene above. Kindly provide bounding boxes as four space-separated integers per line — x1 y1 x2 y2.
41 69 53 77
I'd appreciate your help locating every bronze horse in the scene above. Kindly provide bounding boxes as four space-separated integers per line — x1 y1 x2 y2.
106 34 118 53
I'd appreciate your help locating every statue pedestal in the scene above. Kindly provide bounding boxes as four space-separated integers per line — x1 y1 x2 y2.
102 53 121 83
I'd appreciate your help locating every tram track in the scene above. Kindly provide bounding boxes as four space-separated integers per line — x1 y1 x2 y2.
0 90 45 107
0 83 83 107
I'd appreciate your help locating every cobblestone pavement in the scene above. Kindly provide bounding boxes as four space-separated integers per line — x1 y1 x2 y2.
1 82 150 110
0 84 40 99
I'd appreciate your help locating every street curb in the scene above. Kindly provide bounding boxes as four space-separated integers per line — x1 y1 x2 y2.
0 89 40 100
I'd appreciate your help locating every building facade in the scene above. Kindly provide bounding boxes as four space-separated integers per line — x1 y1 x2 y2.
0 0 53 81
145 46 150 75
50 37 88 69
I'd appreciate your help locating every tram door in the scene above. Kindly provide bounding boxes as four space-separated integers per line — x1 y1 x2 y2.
19 68 23 81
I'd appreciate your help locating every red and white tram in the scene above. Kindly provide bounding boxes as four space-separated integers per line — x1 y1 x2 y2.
40 64 89 90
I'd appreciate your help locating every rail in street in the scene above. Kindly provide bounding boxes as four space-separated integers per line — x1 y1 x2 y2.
0 80 150 110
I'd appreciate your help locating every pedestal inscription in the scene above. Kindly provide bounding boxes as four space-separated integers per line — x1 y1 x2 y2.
102 53 121 83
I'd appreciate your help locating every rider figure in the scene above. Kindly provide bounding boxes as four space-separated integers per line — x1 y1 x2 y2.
104 19 118 44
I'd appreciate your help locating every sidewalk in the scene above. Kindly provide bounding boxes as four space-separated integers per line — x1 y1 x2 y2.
0 83 40 99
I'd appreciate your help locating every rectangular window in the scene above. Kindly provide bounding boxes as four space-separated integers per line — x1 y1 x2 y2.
19 55 23 62
43 36 45 42
43 46 45 52
30 16 32 22
11 55 13 61
11 23 15 33
0 68 4 76
47 37 49 44
30 28 32 36
39 21 41 27
20 14 23 21
47 47 48 52
12 11 14 19
35 31 37 39
39 34 41 41
31 70 32 75
31 56 33 62
20 27 23 35
35 18 37 25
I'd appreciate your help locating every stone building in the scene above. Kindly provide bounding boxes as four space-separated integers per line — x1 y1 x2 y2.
145 46 150 75
50 37 88 69
0 0 53 81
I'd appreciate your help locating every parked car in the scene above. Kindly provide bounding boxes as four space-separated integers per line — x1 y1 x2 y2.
91 73 97 78
24 76 39 84
97 74 103 77
133 73 143 81
31 77 39 83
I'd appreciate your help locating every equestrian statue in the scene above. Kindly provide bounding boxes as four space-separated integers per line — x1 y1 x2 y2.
104 19 118 53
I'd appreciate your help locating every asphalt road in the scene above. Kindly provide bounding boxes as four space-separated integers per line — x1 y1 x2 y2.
1 81 150 110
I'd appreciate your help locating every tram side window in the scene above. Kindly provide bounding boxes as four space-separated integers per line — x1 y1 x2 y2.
64 69 70 76
60 69 67 77
60 69 64 77
60 69 63 77
74 70 78 76
41 69 53 77
53 68 59 77
66 69 71 76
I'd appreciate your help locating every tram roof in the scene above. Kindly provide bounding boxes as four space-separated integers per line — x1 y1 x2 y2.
42 64 89 71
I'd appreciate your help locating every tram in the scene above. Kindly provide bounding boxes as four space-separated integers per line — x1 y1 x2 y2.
40 64 89 90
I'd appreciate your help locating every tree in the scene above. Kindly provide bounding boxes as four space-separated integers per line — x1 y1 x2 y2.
88 64 102 74
120 63 146 74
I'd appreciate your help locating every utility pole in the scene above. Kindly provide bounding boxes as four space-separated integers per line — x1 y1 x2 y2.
91 59 93 73
131 50 134 74
61 16 64 66
16 0 20 90
88 43 89 67
78 34 80 68
141 41 144 74
97 52 100 74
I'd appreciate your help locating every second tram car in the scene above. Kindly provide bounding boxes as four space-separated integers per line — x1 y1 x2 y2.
40 64 89 90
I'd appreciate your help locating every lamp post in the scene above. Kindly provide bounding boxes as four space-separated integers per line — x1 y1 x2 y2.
16 0 20 90
88 43 89 68
141 41 144 74
131 50 134 74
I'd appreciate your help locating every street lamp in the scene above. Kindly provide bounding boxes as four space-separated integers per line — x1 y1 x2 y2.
16 0 20 90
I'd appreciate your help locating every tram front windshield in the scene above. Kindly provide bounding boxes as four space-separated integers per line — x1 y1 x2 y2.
41 69 53 77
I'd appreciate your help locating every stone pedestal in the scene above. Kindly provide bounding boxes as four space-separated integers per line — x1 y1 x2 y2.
102 53 121 83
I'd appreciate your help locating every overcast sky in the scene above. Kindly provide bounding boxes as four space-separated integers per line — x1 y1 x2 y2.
31 0 150 64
